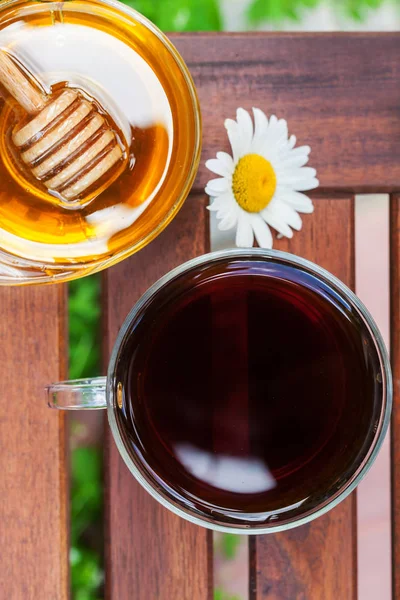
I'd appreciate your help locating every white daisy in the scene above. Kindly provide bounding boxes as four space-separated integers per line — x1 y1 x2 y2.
205 108 318 249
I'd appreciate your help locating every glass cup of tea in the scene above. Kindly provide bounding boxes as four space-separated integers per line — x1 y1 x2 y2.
0 0 201 284
47 249 392 533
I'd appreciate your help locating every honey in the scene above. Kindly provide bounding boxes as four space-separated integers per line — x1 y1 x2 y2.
0 0 200 283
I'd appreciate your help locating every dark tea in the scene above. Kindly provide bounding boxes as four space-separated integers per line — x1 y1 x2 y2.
114 255 384 529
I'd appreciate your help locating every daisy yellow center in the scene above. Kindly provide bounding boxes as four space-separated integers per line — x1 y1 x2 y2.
232 154 277 213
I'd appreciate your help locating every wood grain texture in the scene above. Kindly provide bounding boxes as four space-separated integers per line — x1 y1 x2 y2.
103 196 213 600
171 33 400 193
391 194 400 600
249 196 357 600
0 285 68 600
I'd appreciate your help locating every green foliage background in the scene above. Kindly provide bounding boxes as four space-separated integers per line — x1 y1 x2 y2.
69 277 103 600
246 0 387 25
122 0 389 30
69 0 391 598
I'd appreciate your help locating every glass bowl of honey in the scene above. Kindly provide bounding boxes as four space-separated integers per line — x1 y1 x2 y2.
0 0 201 284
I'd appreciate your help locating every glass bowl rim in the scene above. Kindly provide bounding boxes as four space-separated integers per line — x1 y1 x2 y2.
0 0 202 285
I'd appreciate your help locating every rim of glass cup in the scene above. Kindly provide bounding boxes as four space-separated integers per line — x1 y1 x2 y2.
0 0 202 285
106 247 392 535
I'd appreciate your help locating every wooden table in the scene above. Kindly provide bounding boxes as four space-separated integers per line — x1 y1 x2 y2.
0 32 399 599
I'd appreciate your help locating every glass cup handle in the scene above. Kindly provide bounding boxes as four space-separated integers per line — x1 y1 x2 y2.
46 377 107 410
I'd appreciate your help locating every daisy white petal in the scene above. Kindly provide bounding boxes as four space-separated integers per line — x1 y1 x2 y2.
217 151 234 171
274 157 307 173
236 108 254 155
288 208 302 231
207 203 220 212
269 198 302 231
266 115 287 146
279 167 317 186
252 108 268 146
259 121 289 160
293 166 317 179
278 134 296 157
275 148 311 171
261 204 293 239
207 196 229 212
207 192 236 212
205 177 230 195
225 118 238 130
206 158 233 178
268 114 278 130
236 212 254 248
276 118 288 144
290 145 311 157
292 177 319 192
224 118 242 163
277 146 310 165
250 214 273 249
216 205 235 219
218 208 239 231
281 190 315 213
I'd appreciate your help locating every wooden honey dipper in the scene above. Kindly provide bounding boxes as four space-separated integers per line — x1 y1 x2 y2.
0 49 125 202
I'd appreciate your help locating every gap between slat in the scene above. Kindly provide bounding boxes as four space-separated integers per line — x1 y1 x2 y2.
355 194 391 600
390 193 400 600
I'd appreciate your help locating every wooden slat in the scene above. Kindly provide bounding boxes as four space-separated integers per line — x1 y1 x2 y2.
391 193 400 599
103 196 212 600
249 196 357 600
0 285 68 599
171 33 400 194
